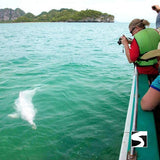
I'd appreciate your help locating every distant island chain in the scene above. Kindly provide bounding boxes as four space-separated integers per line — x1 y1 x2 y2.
0 8 114 23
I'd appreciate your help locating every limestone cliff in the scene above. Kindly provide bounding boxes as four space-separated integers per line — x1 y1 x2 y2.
0 8 25 21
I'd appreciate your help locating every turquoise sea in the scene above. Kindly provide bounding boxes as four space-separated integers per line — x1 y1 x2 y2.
0 22 140 160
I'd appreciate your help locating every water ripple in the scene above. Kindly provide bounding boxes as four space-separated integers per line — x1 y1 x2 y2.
0 22 132 160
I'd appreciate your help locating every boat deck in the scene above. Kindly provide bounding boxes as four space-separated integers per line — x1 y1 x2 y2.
134 74 159 160
119 73 160 160
154 105 160 154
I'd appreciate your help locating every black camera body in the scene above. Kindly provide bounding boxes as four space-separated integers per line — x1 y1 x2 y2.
117 37 132 45
117 38 122 45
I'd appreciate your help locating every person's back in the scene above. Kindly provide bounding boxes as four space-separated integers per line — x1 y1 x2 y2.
134 28 160 75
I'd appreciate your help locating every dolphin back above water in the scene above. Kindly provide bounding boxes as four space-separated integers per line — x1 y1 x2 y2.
8 89 37 129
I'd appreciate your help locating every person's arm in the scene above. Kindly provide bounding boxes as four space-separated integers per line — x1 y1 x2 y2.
121 35 132 63
121 36 139 63
141 87 160 111
141 75 160 111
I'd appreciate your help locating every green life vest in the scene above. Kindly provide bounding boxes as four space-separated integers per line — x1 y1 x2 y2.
134 28 160 66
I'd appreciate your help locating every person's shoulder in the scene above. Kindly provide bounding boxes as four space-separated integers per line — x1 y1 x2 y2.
131 38 138 45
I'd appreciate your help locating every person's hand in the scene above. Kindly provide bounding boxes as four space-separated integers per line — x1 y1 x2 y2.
121 35 128 45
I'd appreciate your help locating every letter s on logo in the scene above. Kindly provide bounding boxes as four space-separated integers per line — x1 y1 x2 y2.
131 131 147 148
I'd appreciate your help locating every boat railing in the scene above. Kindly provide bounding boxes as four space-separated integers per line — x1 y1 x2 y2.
119 67 138 160
128 67 138 159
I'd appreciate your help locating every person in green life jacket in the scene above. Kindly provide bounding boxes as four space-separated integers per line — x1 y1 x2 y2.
121 19 160 83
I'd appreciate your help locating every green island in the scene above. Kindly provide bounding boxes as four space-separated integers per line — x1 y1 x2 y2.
0 8 114 23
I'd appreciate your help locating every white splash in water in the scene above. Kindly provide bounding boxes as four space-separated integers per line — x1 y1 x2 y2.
8 89 37 129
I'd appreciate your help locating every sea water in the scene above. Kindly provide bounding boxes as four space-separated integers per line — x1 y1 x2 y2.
0 22 143 160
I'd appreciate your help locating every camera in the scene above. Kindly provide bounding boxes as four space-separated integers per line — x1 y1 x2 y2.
117 38 122 45
117 37 132 45
152 6 156 10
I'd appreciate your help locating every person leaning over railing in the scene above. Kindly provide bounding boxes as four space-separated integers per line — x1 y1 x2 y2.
121 19 160 83
141 75 160 110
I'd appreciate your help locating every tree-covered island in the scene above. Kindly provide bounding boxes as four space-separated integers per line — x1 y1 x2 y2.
0 8 114 23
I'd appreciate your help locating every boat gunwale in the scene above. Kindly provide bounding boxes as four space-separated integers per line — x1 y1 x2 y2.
119 69 136 160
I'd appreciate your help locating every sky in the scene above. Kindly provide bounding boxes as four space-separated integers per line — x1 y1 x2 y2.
0 0 159 22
